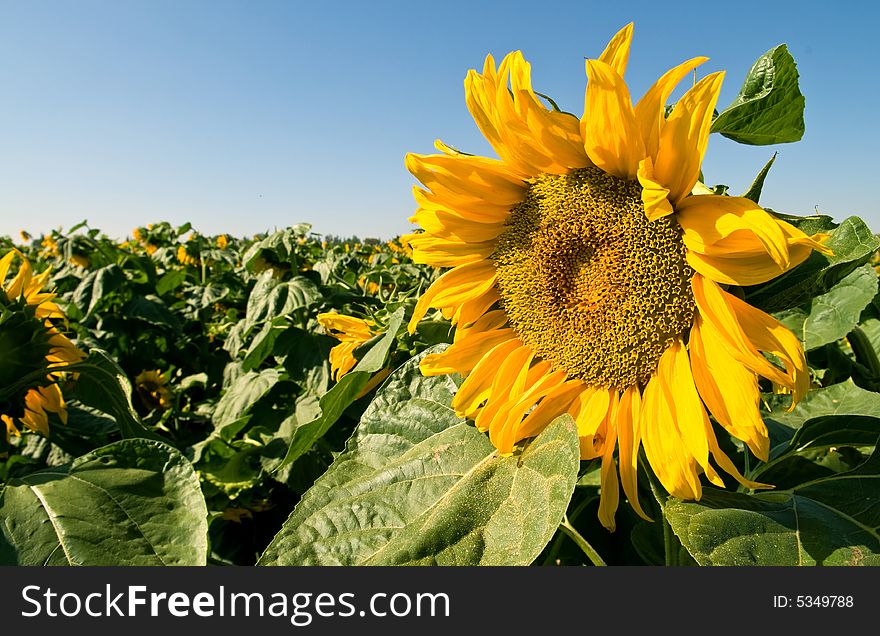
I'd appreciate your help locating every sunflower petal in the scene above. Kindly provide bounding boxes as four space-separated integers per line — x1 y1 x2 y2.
582 59 645 180
616 385 651 520
634 57 709 160
405 153 526 207
598 23 634 79
637 157 674 221
690 312 770 461
451 339 522 418
641 362 700 500
651 72 724 205
598 411 621 531
692 274 809 404
408 260 497 332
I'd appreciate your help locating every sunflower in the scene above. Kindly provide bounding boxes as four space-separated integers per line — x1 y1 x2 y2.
0 250 84 440
134 370 173 411
402 24 832 530
177 244 200 267
317 313 378 380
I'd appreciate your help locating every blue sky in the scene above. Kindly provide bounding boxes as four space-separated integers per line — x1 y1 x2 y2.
1 0 877 240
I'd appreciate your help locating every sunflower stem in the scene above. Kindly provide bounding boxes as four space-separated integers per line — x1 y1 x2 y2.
847 326 880 386
558 515 606 567
641 454 677 567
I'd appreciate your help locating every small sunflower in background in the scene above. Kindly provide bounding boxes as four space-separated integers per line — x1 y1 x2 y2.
177 244 200 267
403 24 831 529
134 370 173 411
0 250 85 440
317 313 378 380
216 234 229 249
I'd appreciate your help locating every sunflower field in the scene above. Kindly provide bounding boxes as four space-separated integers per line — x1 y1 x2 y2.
2 25 880 567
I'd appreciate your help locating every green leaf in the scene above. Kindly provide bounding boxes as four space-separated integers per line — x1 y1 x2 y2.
271 307 404 471
767 379 880 429
70 264 125 319
744 216 880 313
273 327 334 395
155 269 186 296
742 153 777 203
259 349 580 565
754 415 880 487
241 318 285 372
213 368 281 433
710 44 805 145
245 273 320 328
0 439 208 565
125 294 181 330
775 264 878 351
71 349 161 440
666 449 880 565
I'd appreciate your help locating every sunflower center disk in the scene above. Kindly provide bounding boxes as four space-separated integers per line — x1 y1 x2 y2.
492 167 695 389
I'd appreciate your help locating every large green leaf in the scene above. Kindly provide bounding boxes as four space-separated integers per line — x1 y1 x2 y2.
767 379 880 429
71 349 161 440
259 349 580 565
124 294 181 330
69 264 125 319
754 414 880 487
710 44 805 145
271 308 404 471
775 264 878 351
666 449 880 566
244 272 320 329
212 367 281 435
0 439 208 565
743 216 879 313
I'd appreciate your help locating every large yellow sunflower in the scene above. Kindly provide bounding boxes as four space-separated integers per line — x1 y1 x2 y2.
0 250 85 440
402 24 832 530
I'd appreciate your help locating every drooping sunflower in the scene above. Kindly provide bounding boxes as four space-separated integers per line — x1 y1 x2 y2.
317 312 379 380
0 250 85 440
402 24 832 530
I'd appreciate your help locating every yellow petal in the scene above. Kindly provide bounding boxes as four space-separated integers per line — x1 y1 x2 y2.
328 342 359 380
634 57 709 160
465 52 573 177
452 339 522 418
413 186 510 224
598 408 620 531
420 326 516 376
690 312 769 461
692 273 809 404
641 363 701 500
476 345 536 434
490 368 569 454
637 157 673 221
516 380 584 440
451 285 501 327
405 152 526 208
581 59 645 180
570 385 613 437
405 232 496 267
598 23 634 79
408 260 497 332
678 195 789 266
6 255 33 300
317 313 374 341
409 208 506 244
652 72 725 205
616 385 651 520
0 250 16 287
3 414 20 441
